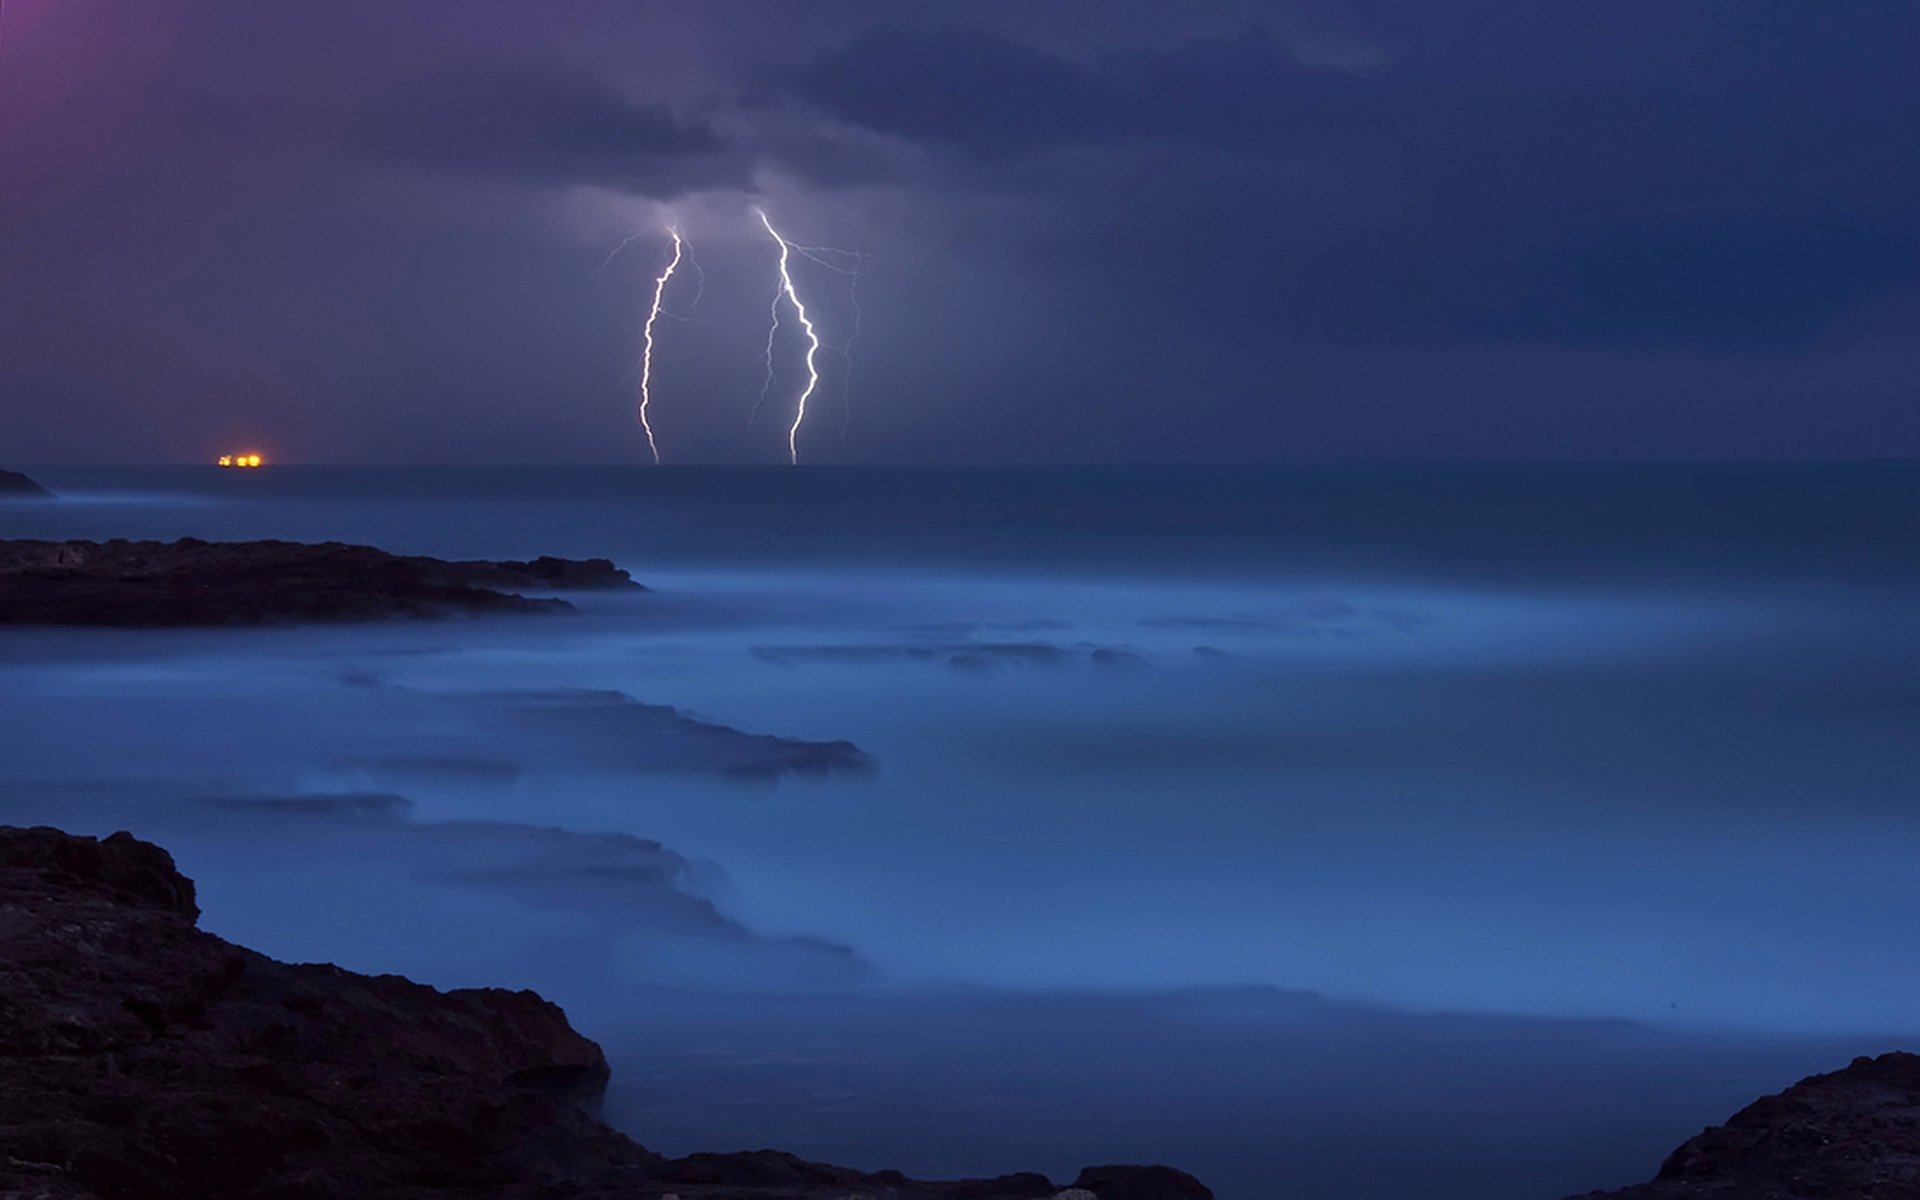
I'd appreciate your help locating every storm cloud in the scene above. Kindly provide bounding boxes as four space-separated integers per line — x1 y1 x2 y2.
3 0 1918 463
342 58 750 197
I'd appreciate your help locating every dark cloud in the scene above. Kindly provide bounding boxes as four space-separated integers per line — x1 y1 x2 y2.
784 25 1133 154
783 24 1386 165
5 0 1920 462
780 7 1920 352
783 23 1331 156
342 58 749 197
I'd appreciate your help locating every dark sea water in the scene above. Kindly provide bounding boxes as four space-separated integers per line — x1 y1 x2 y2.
3 462 1917 1199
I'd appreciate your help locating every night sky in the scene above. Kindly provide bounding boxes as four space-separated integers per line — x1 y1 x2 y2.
3 0 1917 465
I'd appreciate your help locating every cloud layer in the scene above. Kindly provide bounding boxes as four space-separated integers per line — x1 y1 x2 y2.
2 0 1917 462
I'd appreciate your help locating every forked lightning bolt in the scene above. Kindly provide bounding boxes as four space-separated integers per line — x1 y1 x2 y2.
636 228 686 464
756 209 823 465
785 242 870 440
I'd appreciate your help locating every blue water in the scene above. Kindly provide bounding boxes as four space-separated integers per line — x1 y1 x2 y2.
3 462 1916 1199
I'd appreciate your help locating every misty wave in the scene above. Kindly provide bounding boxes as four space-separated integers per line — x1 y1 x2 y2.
7 465 1920 1198
0 780 868 993
751 640 1151 671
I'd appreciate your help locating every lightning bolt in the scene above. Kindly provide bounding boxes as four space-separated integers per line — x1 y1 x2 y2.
636 228 685 465
833 265 864 441
591 231 647 276
748 279 783 432
756 209 823 465
678 235 706 313
785 242 870 441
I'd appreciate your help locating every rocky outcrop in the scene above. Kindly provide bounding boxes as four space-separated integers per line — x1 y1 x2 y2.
0 538 642 626
435 554 645 592
1574 1051 1920 1199
0 825 1212 1200
0 469 50 497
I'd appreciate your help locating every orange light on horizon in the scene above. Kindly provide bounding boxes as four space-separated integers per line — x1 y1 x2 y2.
216 453 265 468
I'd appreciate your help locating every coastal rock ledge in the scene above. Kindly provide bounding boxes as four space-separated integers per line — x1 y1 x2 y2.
1572 1050 1920 1200
0 538 644 626
0 825 1212 1200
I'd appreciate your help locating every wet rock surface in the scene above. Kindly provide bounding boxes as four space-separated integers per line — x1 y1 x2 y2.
1573 1051 1920 1200
0 538 641 626
0 824 1212 1200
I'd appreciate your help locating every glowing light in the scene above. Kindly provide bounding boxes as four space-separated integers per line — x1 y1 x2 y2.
636 228 686 465
216 453 264 468
755 209 823 465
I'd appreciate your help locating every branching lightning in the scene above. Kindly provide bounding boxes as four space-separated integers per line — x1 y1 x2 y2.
749 276 784 432
677 236 706 314
591 232 647 276
600 211 864 464
636 227 686 465
756 208 823 465
785 242 870 441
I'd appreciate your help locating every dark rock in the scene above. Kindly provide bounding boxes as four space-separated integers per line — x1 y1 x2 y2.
0 826 631 1200
1072 1164 1216 1200
1573 1051 1920 1199
0 538 643 627
425 554 645 592
0 469 50 497
0 825 1207 1200
0 825 199 918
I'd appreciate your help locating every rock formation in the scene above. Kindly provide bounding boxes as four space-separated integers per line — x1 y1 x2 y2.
0 538 642 626
1574 1051 1920 1199
0 469 50 497
0 824 1212 1200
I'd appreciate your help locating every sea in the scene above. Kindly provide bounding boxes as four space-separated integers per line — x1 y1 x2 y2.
3 462 1917 1200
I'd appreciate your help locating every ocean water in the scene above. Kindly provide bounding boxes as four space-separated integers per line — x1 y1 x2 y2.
2 463 1917 1199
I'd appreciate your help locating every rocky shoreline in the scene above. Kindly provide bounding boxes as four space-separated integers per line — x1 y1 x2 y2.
0 825 1212 1200
0 538 642 626
1 825 1914 1199
1571 1051 1920 1199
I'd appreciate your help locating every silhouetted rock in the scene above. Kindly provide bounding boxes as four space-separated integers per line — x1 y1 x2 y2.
0 825 1212 1200
429 553 645 592
0 537 642 626
1574 1051 1920 1199
1073 1166 1215 1200
0 469 50 497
